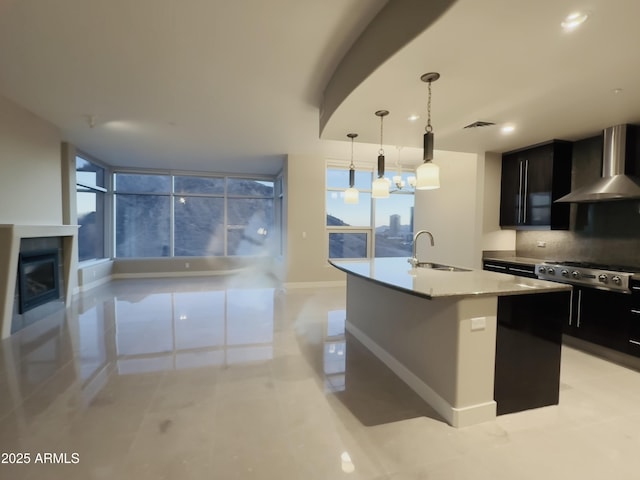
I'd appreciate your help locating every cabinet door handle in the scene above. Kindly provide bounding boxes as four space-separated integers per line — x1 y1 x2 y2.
509 267 533 274
631 309 640 315
518 160 524 223
523 159 529 223
576 289 582 328
485 264 507 270
569 289 574 326
629 340 640 346
632 286 640 292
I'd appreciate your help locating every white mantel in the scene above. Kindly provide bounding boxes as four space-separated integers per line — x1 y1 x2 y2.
0 224 78 339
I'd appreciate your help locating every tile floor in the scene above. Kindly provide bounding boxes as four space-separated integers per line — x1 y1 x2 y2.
2 272 640 479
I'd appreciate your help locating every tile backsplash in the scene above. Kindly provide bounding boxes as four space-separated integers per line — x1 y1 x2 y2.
517 200 640 268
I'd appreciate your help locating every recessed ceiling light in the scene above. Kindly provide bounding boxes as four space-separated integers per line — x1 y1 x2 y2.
612 88 623 94
103 120 136 131
408 114 420 121
501 124 516 134
561 11 589 32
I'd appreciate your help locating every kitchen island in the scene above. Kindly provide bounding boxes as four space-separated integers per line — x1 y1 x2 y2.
330 257 572 427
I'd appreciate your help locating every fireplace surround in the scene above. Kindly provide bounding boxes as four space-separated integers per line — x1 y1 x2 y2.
0 224 78 339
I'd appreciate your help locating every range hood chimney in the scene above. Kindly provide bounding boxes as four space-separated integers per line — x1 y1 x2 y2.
556 124 640 203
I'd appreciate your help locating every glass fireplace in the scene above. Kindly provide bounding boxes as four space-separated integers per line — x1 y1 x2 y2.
18 249 61 314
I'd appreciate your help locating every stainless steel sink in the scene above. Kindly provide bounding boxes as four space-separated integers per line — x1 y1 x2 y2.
415 262 471 272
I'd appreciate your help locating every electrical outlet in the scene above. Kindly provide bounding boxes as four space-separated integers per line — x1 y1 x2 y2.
185 262 190 269
471 317 486 331
537 241 546 248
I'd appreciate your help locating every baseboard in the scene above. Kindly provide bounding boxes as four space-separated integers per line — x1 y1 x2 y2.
112 269 250 280
74 275 111 295
347 320 496 428
73 268 275 295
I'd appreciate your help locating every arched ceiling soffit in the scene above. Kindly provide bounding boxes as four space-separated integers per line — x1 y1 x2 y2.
320 0 458 135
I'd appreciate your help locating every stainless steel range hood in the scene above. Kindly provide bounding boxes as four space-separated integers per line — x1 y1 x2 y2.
555 124 640 203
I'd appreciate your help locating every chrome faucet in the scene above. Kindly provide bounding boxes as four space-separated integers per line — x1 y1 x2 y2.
408 230 434 267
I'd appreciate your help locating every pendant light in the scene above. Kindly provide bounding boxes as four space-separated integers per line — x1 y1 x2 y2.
344 133 359 204
416 72 441 190
372 110 390 199
392 146 406 190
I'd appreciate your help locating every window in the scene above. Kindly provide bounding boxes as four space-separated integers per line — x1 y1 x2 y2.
226 179 274 257
275 176 284 256
115 190 171 257
328 232 368 258
374 172 415 258
115 173 171 257
76 156 107 262
175 196 224 256
326 166 414 259
326 168 372 259
174 175 225 256
114 173 275 258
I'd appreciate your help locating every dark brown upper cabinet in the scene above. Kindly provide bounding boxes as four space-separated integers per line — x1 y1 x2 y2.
500 140 573 230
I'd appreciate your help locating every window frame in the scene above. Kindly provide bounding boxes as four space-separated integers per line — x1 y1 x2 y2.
112 169 276 258
326 162 375 260
325 160 415 260
75 152 110 263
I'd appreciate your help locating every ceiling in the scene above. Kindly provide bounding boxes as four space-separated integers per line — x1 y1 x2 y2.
0 0 386 174
2 0 640 174
323 0 640 159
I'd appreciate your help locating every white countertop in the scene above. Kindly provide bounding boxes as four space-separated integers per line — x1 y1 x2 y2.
330 257 572 300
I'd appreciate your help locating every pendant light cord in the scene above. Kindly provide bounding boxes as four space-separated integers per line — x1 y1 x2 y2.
350 136 355 169
426 80 433 133
379 115 384 156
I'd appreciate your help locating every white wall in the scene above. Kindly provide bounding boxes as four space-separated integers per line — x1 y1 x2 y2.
0 95 63 224
479 151 515 253
285 153 345 284
413 150 481 269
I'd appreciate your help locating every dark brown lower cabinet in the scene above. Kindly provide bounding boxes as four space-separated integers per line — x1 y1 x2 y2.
628 280 640 356
494 291 570 415
564 287 631 351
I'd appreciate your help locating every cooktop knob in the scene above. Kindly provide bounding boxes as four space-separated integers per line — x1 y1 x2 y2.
598 274 608 283
561 269 569 277
547 268 555 275
612 276 622 285
572 271 580 279
538 266 547 274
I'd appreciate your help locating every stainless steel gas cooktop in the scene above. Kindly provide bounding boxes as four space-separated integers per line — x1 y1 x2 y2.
535 261 638 293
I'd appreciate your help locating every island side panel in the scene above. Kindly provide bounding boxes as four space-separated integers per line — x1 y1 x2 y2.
454 296 498 420
494 291 569 415
344 274 498 427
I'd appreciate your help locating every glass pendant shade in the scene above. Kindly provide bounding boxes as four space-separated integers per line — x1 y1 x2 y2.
408 175 417 187
344 187 359 204
372 177 390 198
392 175 403 190
415 161 440 190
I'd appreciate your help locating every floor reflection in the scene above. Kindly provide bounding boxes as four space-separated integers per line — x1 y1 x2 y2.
0 275 440 479
112 287 275 374
324 309 347 392
1 276 639 479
